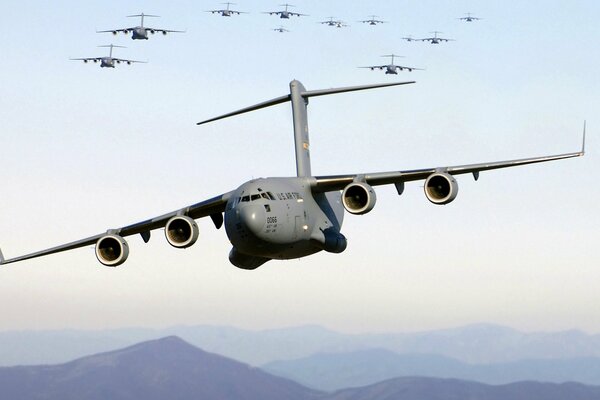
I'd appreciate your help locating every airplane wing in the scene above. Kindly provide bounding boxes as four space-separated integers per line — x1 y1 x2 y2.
0 192 233 265
97 27 136 34
145 27 185 33
289 12 308 17
311 140 585 193
358 65 385 70
112 58 147 64
70 57 103 62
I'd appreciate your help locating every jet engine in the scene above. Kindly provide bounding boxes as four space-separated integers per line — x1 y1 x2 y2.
123 30 129 34
112 31 118 35
126 61 131 65
162 31 167 35
95 235 129 266
342 182 376 215
165 216 199 248
424 172 459 205
150 30 156 34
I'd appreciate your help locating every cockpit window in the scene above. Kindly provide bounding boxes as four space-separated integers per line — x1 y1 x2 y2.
241 196 250 202
267 192 276 200
261 193 269 200
251 194 261 201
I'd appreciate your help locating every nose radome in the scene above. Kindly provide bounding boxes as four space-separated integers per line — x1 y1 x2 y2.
239 204 266 236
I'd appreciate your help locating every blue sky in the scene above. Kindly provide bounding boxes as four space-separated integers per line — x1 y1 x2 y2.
0 0 598 333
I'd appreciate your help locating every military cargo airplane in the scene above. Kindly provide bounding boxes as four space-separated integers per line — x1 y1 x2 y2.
207 2 247 17
273 25 290 33
70 44 145 68
97 12 184 40
402 35 417 42
263 4 307 19
0 81 584 270
458 13 481 22
319 17 347 28
359 15 386 25
360 54 422 74
418 31 454 44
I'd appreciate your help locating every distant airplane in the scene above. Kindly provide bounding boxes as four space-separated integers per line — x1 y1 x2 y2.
0 80 584 270
402 35 417 42
319 17 347 28
97 12 184 40
360 54 422 74
273 25 290 33
70 44 146 68
458 13 482 22
359 15 386 25
207 2 247 17
418 31 454 44
263 3 307 19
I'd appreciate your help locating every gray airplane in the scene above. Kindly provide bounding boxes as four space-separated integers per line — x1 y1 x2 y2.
402 35 417 42
263 3 307 18
319 17 347 28
97 12 184 40
273 25 290 33
207 2 247 17
0 81 584 270
360 54 422 74
359 15 386 25
418 31 454 44
458 13 482 22
70 44 145 68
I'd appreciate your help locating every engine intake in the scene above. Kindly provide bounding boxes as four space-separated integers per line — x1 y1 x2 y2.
95 235 129 267
342 182 377 215
165 216 199 248
424 172 459 205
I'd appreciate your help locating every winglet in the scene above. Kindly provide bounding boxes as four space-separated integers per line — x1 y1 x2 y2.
582 121 586 155
0 248 5 264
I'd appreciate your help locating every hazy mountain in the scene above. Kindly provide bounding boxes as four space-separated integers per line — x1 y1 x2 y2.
0 336 321 400
326 377 600 400
264 348 600 391
3 323 600 367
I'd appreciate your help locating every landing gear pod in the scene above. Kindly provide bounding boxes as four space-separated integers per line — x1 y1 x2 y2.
342 182 377 215
424 172 459 205
165 216 199 248
95 235 129 267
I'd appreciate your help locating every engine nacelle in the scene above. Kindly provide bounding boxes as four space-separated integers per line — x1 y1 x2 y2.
424 172 459 205
123 30 129 34
95 235 129 267
342 182 377 215
165 216 199 248
112 31 118 35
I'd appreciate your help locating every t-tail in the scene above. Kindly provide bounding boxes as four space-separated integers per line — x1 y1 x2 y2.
197 80 415 177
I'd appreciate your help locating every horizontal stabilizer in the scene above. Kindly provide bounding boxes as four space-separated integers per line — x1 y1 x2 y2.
197 94 290 125
197 80 415 125
300 81 414 98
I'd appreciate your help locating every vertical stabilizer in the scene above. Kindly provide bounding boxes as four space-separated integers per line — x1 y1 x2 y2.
289 80 311 177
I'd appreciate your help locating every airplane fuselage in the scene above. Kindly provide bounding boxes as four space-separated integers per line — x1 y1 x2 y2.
100 57 115 68
223 177 346 269
132 27 149 40
385 65 398 74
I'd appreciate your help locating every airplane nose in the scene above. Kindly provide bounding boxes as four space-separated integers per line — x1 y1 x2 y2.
239 204 266 236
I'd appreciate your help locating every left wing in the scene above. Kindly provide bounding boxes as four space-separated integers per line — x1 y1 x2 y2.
145 27 185 34
312 140 585 193
112 58 147 65
0 192 233 266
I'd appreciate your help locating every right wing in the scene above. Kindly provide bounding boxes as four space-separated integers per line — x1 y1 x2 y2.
97 27 136 34
112 58 147 64
0 191 233 266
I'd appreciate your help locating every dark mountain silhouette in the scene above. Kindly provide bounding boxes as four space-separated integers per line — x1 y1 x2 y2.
1 337 600 400
0 336 321 400
326 377 600 400
264 348 600 390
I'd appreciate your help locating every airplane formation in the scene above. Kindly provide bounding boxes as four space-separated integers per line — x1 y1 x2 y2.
72 4 479 70
1 6 585 269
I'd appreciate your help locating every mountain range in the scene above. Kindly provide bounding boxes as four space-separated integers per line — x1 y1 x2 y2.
2 336 600 400
3 323 600 367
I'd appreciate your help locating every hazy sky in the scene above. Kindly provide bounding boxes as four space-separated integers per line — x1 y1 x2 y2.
0 0 598 334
